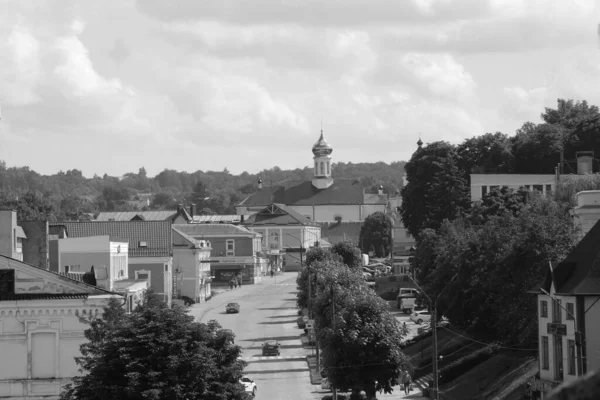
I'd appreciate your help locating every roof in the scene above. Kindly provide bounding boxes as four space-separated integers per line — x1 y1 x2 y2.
15 226 27 239
172 223 259 237
243 203 320 227
50 221 172 258
320 221 363 245
544 219 600 295
192 215 249 224
238 179 387 207
0 293 91 301
95 210 178 222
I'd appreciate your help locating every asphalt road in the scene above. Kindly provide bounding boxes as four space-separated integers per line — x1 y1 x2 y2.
188 272 322 400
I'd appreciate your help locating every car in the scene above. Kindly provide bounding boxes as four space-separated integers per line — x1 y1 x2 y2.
261 340 281 356
410 310 432 324
180 295 195 306
417 319 450 335
321 377 332 391
240 377 257 397
225 302 240 313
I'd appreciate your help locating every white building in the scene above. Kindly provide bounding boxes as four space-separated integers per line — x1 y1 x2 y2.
470 174 556 202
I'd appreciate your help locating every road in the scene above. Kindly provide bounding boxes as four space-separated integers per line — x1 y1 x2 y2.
187 272 322 400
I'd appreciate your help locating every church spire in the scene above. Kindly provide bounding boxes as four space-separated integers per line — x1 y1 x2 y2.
312 128 334 189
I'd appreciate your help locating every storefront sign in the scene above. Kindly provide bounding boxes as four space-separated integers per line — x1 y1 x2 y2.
548 323 567 336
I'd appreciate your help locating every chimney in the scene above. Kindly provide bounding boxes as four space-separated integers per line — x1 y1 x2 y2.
378 184 384 196
577 151 594 175
573 190 600 238
257 178 263 190
190 204 196 218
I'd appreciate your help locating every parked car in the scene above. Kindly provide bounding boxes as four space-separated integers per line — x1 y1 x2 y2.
417 319 450 335
321 377 332 391
410 310 432 324
180 296 195 306
262 340 281 356
226 302 240 313
240 377 257 397
397 295 417 314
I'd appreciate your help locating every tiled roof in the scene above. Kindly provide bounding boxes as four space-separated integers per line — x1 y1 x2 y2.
1 293 91 301
243 203 320 227
95 211 177 222
191 215 249 224
51 221 172 258
172 223 259 237
238 179 388 207
546 219 600 295
320 221 363 246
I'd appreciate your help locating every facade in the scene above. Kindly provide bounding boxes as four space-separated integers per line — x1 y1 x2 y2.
172 224 266 285
0 254 121 400
19 220 50 270
49 221 173 306
0 209 27 261
235 131 388 226
470 174 556 202
243 203 321 272
532 190 600 398
172 228 212 303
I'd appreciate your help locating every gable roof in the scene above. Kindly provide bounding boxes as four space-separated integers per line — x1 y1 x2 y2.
0 253 116 301
545 219 600 295
243 203 320 227
50 221 172 258
237 179 387 207
172 223 260 238
95 210 181 222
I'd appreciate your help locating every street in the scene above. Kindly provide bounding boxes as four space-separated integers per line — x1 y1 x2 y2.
188 272 322 400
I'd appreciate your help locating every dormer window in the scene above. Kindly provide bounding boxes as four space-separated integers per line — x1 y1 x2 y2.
139 241 148 248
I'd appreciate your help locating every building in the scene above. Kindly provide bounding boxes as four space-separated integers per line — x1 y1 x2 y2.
242 203 322 272
190 214 250 224
0 254 121 400
172 224 266 285
95 204 193 224
235 131 388 226
49 221 173 306
171 227 212 303
0 210 50 269
470 174 556 202
0 209 27 261
532 190 600 398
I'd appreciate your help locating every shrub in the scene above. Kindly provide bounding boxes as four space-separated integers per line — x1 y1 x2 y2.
439 346 498 384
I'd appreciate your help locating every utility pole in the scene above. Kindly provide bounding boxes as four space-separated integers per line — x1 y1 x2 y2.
316 282 320 375
432 304 439 400
331 285 337 400
560 130 565 175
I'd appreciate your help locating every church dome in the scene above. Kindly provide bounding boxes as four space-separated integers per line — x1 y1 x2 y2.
312 131 333 157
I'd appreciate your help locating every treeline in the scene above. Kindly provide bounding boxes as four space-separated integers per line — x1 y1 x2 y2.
401 98 600 345
0 159 405 221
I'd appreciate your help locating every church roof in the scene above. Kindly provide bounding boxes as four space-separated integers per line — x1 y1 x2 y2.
243 204 320 227
237 179 387 207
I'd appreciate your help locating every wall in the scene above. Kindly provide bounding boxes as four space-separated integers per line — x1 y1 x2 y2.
128 257 172 306
470 174 555 201
0 210 17 259
19 221 49 270
208 236 253 257
49 240 59 272
361 204 387 220
313 205 360 222
572 191 600 239
58 236 110 274
584 296 600 373
0 297 115 400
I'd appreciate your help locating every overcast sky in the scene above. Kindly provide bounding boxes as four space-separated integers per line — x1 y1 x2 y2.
1 0 599 178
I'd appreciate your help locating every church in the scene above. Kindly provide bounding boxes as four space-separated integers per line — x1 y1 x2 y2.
235 131 389 225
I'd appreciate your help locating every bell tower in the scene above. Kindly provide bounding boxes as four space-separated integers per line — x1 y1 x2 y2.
312 130 334 189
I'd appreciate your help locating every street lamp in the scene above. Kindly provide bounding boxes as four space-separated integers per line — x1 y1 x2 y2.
404 273 457 400
539 288 582 376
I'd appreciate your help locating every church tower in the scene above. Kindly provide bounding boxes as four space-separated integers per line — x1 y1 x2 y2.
311 130 334 189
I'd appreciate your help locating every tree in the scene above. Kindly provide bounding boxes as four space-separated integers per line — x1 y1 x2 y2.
312 260 408 399
296 248 341 310
151 192 175 209
468 186 529 224
60 291 249 400
359 212 392 257
330 240 363 269
457 132 515 175
0 190 57 221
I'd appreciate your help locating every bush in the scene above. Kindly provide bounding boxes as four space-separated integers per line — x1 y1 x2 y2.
439 346 497 384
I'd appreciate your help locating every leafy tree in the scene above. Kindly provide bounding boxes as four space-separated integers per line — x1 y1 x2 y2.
296 248 342 310
457 132 515 174
468 186 529 224
0 190 57 221
312 260 408 399
151 192 175 209
359 212 392 256
60 291 249 400
330 240 363 269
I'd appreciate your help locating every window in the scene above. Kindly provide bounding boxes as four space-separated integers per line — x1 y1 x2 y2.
552 299 562 323
226 239 235 256
314 161 318 175
481 186 488 197
554 336 564 381
567 340 576 375
0 269 15 298
524 185 531 190
135 270 151 286
139 241 148 248
490 185 499 191
566 302 574 320
541 336 549 370
268 232 279 250
164 264 169 272
326 162 330 175
540 300 548 318
546 184 552 194
31 332 56 378
320 162 324 175
533 185 543 192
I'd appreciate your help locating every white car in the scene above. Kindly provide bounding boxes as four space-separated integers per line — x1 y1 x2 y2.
240 377 257 397
410 310 432 324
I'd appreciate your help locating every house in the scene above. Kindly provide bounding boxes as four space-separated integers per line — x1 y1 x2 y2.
172 224 266 285
531 190 600 398
470 174 556 202
0 209 51 269
56 235 147 312
0 254 122 400
242 203 322 272
235 131 388 226
171 227 212 303
94 204 193 224
49 221 173 306
0 209 27 261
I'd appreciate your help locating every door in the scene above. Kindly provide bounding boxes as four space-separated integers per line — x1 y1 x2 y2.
554 336 564 381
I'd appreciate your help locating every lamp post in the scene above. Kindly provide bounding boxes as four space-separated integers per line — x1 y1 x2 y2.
540 288 582 376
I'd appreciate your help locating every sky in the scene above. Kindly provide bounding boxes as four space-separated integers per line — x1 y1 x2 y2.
1 0 599 178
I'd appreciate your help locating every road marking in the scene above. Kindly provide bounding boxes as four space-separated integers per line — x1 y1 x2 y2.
241 355 306 362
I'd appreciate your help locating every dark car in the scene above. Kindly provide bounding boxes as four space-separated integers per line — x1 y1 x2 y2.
181 296 195 306
226 302 240 313
261 340 281 356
